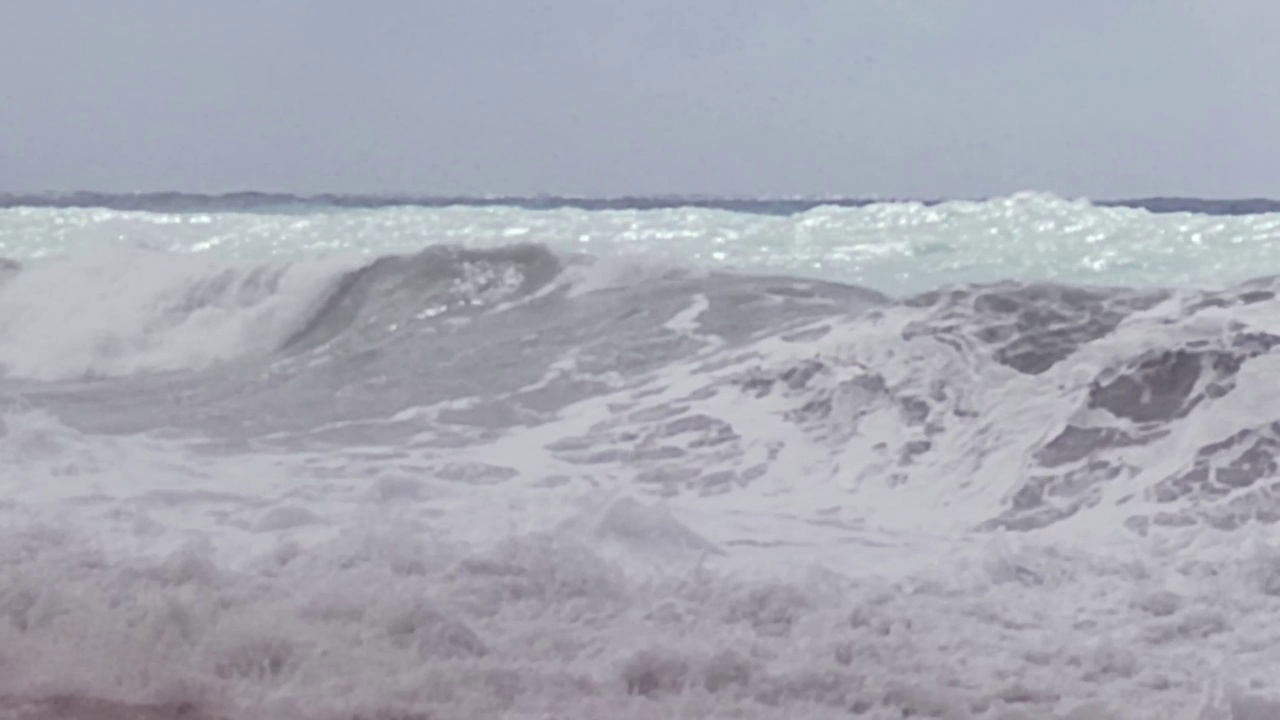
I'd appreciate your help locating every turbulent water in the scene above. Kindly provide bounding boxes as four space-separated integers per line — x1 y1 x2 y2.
5 194 1280 719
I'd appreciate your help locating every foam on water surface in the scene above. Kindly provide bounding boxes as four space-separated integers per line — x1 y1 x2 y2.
5 193 1280 291
4 195 1280 718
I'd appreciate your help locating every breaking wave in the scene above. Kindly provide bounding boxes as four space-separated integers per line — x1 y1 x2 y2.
6 235 1280 538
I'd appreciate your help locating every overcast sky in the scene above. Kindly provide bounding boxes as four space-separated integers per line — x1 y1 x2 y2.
2 1 1277 198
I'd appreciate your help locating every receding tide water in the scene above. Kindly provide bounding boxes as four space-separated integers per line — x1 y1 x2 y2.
3 193 1280 719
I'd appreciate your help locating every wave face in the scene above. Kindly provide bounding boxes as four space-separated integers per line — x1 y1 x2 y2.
5 194 1280 719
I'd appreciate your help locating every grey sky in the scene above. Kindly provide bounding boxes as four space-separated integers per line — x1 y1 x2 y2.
2 1 1278 198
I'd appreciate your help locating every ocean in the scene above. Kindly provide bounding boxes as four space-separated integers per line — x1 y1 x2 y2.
3 192 1280 719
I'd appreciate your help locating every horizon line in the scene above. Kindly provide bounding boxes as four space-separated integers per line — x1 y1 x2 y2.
3 191 1280 216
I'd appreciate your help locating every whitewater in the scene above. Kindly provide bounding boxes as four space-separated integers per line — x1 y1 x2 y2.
4 193 1280 719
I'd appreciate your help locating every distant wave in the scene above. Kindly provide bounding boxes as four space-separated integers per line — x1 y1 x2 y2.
5 190 1280 216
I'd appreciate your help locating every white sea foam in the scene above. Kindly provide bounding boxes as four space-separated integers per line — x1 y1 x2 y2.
0 246 363 379
3 196 1280 718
